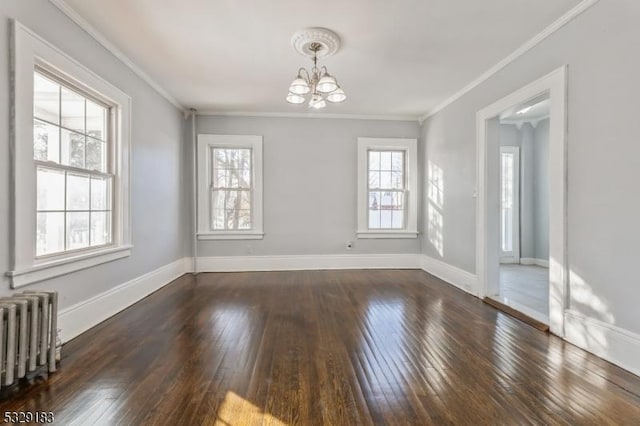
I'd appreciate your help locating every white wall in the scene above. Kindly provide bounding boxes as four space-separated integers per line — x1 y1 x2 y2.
420 0 640 335
196 115 421 257
499 121 549 261
0 1 187 312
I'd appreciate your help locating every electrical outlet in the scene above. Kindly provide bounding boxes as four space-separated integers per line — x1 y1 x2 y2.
247 245 253 254
346 241 353 250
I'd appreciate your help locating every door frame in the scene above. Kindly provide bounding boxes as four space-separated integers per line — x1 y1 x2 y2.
476 66 568 336
499 146 521 264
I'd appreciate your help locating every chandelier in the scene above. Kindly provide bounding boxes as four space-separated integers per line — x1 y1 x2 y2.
286 28 346 109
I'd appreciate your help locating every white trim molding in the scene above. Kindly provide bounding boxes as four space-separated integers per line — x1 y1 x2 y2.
420 0 599 121
520 258 550 268
476 66 568 337
196 254 422 272
421 255 477 295
48 0 184 110
564 310 640 378
58 257 190 343
196 111 420 122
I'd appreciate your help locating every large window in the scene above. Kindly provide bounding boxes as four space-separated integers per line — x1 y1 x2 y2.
197 135 263 240
34 70 113 257
357 138 418 239
8 22 131 288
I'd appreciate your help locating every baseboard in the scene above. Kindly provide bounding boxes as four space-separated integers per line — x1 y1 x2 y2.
520 258 550 268
564 310 640 377
195 254 421 272
421 255 477 295
58 257 189 343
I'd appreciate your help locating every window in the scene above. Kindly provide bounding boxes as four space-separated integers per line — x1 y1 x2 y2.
197 135 263 239
500 146 520 261
367 150 406 229
34 70 113 257
8 22 131 288
357 138 418 238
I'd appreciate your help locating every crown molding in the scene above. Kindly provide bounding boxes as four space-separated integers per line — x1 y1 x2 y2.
501 114 550 129
48 0 185 111
196 110 421 122
419 0 600 123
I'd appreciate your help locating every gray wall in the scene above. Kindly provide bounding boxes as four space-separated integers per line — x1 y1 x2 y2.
196 115 421 256
421 0 640 334
499 121 549 261
0 1 187 310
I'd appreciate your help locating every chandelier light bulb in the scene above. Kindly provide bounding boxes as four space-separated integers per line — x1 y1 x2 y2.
289 77 310 95
286 92 306 104
317 73 338 93
327 87 346 103
309 93 326 109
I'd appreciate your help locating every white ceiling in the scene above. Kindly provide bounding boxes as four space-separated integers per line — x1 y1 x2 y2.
63 0 582 119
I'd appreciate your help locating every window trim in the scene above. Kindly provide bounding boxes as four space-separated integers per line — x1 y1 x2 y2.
196 134 264 240
357 138 418 239
7 21 132 288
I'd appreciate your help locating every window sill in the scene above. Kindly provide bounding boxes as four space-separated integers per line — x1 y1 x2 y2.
197 232 264 240
357 231 419 239
6 245 133 288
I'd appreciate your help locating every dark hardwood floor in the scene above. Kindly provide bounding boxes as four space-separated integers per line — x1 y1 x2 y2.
1 270 639 425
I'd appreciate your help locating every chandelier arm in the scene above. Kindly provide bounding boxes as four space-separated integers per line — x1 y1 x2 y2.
298 67 311 83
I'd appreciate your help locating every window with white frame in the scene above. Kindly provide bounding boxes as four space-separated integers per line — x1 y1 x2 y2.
8 22 131 288
357 138 418 238
197 135 263 239
34 70 113 257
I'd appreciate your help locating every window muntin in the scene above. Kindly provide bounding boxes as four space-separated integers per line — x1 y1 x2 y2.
367 150 406 230
210 148 253 231
33 70 113 257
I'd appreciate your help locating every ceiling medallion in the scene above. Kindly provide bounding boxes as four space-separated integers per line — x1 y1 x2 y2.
286 28 346 109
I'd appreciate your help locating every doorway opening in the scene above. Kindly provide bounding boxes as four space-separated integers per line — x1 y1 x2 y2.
476 67 567 336
496 95 550 325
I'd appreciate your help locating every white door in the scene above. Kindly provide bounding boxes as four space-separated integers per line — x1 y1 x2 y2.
500 147 520 263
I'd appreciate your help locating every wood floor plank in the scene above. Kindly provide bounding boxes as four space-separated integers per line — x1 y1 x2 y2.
1 270 639 425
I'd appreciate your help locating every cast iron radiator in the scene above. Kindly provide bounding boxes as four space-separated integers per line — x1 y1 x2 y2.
0 291 59 387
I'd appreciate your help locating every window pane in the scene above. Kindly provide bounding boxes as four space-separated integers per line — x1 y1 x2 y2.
34 73 60 124
368 171 380 189
86 100 107 140
501 152 515 252
67 173 90 210
61 87 85 133
61 129 86 169
380 171 392 188
91 176 110 210
380 152 392 170
90 212 111 246
368 191 381 229
86 137 106 172
33 120 60 163
36 212 64 256
369 151 380 170
391 152 404 172
211 190 251 230
67 212 90 250
380 209 392 228
37 167 65 211
391 210 404 229
391 171 404 189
